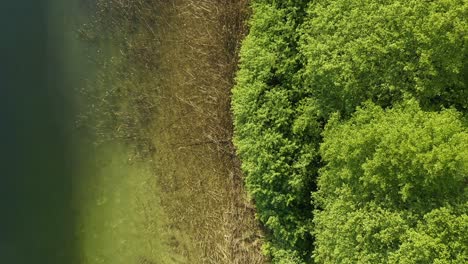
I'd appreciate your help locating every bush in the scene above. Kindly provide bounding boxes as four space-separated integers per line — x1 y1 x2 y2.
232 1 315 262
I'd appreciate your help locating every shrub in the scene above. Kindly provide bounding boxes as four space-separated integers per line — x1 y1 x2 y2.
232 1 315 262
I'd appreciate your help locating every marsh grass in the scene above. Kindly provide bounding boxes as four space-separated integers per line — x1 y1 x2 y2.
76 0 265 263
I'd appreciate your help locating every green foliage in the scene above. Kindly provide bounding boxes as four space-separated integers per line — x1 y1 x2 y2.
313 198 410 263
233 0 468 262
318 101 468 211
390 205 468 264
233 1 315 262
300 0 468 118
314 101 468 263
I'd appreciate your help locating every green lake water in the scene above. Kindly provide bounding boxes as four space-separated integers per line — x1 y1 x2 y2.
62 1 181 263
73 143 179 264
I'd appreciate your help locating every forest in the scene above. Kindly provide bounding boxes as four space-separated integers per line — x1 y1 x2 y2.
232 0 468 263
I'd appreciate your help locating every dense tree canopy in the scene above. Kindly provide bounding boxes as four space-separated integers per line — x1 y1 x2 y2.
314 101 468 263
300 0 468 118
318 101 467 212
233 0 468 263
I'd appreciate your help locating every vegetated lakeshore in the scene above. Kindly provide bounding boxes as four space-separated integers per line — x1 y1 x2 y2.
74 0 265 264
232 0 468 263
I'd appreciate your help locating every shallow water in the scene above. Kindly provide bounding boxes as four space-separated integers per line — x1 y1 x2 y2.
64 1 180 263
73 143 179 264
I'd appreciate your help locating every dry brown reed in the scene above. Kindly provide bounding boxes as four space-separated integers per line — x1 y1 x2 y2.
78 0 265 263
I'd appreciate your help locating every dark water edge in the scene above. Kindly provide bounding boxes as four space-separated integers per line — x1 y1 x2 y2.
0 1 80 263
